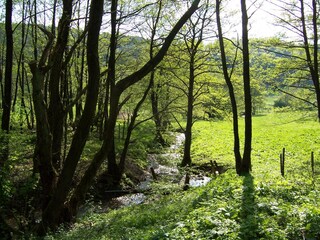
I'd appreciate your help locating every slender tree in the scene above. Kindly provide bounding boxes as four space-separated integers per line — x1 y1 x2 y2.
2 0 13 132
149 0 167 146
215 0 252 174
240 0 252 173
178 0 212 166
215 0 242 173
0 0 13 169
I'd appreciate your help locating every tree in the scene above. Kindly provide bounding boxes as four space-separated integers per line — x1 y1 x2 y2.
1 0 13 132
0 0 13 169
240 0 252 173
147 0 167 146
215 0 242 173
167 0 213 167
214 0 253 174
269 0 320 120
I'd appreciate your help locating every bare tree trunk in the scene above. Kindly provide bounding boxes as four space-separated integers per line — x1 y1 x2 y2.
17 2 30 130
29 61 57 210
2 0 13 132
181 55 195 167
105 0 119 184
1 0 13 169
47 0 73 171
75 0 89 124
32 0 38 61
150 74 166 145
0 58 3 102
149 0 166 146
26 69 35 129
216 0 242 173
241 0 252 173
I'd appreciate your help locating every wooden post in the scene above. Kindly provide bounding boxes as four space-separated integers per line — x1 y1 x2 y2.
280 153 283 176
280 147 285 177
311 151 315 177
282 148 285 176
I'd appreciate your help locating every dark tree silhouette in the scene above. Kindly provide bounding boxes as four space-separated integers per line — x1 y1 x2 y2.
240 0 252 173
215 0 242 173
2 0 13 132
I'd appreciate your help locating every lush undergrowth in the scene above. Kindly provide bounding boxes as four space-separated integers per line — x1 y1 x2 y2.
40 111 320 239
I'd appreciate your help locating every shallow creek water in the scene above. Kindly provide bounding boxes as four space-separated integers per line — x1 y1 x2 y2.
113 132 212 207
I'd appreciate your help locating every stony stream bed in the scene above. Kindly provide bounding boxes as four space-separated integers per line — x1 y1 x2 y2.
112 133 212 207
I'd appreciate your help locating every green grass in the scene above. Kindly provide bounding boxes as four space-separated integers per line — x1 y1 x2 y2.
45 111 320 240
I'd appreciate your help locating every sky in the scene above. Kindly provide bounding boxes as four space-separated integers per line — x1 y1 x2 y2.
227 0 285 38
2 0 290 39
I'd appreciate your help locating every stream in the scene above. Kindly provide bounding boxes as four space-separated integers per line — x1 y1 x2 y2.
111 132 212 207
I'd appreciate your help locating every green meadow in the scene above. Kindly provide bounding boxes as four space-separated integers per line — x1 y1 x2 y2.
45 111 320 240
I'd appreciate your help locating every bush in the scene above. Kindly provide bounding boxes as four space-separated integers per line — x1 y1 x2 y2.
274 96 290 108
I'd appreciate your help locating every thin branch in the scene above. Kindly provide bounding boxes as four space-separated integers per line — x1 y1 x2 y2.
275 86 317 107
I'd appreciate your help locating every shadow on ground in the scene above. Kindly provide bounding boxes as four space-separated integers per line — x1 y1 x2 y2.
238 174 262 240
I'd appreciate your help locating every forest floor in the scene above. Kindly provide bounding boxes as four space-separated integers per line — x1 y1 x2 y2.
42 110 320 240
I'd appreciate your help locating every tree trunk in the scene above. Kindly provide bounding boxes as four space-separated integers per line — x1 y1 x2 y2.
0 134 9 169
104 0 120 186
32 0 38 61
2 0 13 132
241 0 252 173
47 0 74 171
181 55 195 167
0 66 3 105
150 72 166 145
1 0 13 170
311 0 320 121
149 0 166 146
75 0 89 124
216 0 242 173
29 61 57 209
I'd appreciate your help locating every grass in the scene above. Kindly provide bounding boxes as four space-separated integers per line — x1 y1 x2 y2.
39 111 320 239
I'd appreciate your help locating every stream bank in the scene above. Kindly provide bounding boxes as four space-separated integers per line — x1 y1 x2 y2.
85 132 220 215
